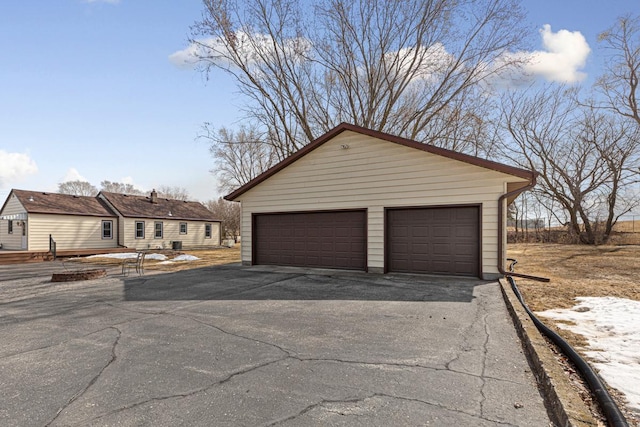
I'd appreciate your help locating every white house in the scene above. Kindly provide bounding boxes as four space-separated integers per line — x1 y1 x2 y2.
0 189 221 251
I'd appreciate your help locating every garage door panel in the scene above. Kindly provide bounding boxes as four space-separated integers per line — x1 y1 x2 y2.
391 242 408 254
455 225 475 236
390 225 408 238
254 211 366 270
351 227 365 238
387 206 479 277
412 226 429 237
455 244 476 255
433 226 451 238
411 243 429 255
456 262 476 275
432 243 452 254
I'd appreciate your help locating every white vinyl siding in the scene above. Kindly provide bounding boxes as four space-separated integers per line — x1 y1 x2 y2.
27 214 118 251
0 195 28 250
120 218 220 250
236 131 528 278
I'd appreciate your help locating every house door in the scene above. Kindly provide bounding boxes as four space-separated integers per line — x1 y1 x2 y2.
21 222 27 249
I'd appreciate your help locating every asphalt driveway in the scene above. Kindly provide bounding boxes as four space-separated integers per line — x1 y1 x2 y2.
0 263 552 426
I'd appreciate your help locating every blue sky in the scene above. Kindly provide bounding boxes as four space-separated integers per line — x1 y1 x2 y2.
0 0 637 204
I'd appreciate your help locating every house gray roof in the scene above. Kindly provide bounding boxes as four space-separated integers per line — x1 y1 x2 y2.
99 191 220 222
6 189 117 217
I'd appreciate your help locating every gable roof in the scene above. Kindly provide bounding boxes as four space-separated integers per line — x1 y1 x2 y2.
4 189 117 217
99 192 219 222
225 123 535 201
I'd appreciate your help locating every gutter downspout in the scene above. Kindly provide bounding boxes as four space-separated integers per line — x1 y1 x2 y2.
498 174 550 282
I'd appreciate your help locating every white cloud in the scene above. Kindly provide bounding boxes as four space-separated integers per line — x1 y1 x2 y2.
169 41 209 69
391 43 454 82
120 176 137 186
525 25 591 83
60 167 87 183
493 25 591 86
172 25 589 89
119 176 148 193
0 150 38 189
169 32 312 70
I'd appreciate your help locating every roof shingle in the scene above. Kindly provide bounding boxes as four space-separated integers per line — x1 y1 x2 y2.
10 190 116 217
99 192 219 221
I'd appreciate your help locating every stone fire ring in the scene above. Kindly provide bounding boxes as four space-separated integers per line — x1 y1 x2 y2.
51 269 107 282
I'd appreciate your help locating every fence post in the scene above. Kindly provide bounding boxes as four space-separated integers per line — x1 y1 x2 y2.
49 234 56 260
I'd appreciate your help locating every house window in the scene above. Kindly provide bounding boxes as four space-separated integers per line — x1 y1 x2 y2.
205 223 212 239
180 222 187 234
102 220 113 239
135 221 145 239
154 221 163 239
8 220 12 234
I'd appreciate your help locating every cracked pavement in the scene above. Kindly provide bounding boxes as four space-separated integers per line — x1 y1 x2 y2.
0 263 552 426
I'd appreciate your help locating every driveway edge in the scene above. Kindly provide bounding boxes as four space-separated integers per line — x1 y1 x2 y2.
498 279 598 427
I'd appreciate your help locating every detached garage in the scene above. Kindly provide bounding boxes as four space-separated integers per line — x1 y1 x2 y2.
225 123 535 280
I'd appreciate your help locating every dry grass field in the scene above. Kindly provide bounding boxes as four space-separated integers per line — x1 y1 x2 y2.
507 243 640 312
69 245 242 273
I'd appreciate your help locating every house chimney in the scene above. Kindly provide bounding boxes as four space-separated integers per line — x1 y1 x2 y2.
150 189 158 204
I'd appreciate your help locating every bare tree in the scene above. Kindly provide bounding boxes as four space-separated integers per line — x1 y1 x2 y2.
501 86 640 244
190 0 526 161
202 124 276 194
204 197 241 241
57 180 98 196
597 14 640 127
157 186 190 201
100 180 145 195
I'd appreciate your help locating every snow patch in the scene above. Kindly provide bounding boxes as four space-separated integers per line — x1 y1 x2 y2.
87 253 168 260
157 254 201 264
87 253 200 262
172 254 200 261
537 297 640 413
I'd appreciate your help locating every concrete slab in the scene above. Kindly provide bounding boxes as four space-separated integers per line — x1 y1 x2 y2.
0 264 553 426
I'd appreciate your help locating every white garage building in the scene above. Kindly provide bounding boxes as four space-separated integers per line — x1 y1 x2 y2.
225 123 534 279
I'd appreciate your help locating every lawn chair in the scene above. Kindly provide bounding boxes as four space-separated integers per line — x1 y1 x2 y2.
122 251 145 276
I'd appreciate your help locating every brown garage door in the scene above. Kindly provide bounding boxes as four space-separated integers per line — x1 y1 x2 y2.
386 206 480 277
253 210 366 270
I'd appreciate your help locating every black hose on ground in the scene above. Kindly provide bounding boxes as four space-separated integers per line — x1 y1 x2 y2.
505 266 628 427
